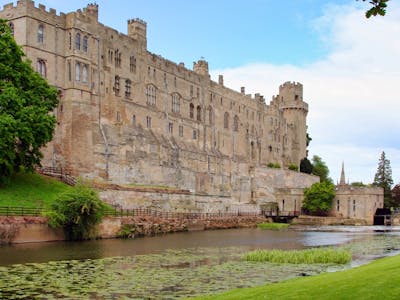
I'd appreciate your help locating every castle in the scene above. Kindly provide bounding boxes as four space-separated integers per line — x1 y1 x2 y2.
1 1 320 213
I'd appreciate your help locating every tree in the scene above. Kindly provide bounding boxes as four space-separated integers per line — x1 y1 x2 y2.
300 157 313 174
373 151 393 207
0 19 58 184
391 184 400 208
311 155 332 183
357 0 390 18
302 181 336 216
47 184 107 240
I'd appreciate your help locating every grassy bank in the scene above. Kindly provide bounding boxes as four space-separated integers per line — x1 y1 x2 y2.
243 248 351 264
194 254 400 299
0 172 73 208
257 222 289 230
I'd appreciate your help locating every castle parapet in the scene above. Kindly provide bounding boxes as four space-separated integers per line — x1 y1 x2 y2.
193 59 209 77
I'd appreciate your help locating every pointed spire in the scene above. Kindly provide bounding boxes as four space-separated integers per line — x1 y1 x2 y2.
340 161 346 185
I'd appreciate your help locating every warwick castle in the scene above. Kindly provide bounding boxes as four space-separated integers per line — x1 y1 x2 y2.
3 1 383 222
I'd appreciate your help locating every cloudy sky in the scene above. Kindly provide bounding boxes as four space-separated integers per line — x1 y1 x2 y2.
2 0 399 184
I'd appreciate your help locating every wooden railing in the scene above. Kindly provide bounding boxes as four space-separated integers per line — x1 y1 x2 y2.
36 166 77 186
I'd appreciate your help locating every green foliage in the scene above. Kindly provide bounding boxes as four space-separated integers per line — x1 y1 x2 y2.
351 181 366 187
0 172 73 208
302 182 335 216
391 184 400 208
117 224 136 238
0 19 58 184
257 222 289 230
358 0 389 18
288 163 298 171
267 162 281 169
373 151 393 208
243 248 351 264
47 184 107 240
300 157 313 174
311 155 332 183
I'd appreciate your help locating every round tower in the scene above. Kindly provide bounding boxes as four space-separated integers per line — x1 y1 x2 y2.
279 82 308 165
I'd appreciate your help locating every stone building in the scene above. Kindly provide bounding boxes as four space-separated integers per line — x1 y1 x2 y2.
332 163 384 224
1 1 318 212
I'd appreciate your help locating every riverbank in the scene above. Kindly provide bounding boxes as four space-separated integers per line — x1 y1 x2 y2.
194 253 400 299
0 215 266 244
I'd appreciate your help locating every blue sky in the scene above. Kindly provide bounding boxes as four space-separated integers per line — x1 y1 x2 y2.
2 0 399 185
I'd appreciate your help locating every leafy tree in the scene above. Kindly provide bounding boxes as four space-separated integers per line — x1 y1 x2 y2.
47 184 107 240
391 184 400 208
311 155 332 183
357 0 390 18
351 181 366 187
0 19 58 184
373 151 393 207
300 157 313 174
302 181 336 216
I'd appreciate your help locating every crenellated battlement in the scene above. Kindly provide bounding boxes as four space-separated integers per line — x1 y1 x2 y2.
1 0 66 21
128 18 147 26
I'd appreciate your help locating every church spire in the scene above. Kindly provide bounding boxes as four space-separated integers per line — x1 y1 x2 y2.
340 161 346 185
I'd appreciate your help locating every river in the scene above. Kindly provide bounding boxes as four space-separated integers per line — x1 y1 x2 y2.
1 226 400 298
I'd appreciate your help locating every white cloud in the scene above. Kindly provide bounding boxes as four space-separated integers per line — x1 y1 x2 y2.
211 2 400 185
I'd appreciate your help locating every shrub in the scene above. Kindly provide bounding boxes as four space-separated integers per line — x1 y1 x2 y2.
267 163 281 169
243 248 351 264
302 181 335 216
46 183 107 240
288 163 299 171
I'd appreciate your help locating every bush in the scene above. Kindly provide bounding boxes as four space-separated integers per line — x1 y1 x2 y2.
302 181 335 216
243 248 351 264
267 163 281 169
46 183 107 240
288 163 299 171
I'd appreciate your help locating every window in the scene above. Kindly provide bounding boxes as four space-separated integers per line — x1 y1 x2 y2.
208 106 214 125
132 115 136 125
115 49 121 68
337 199 340 211
196 87 200 98
38 24 44 43
193 129 197 139
68 32 72 49
83 36 88 52
108 50 113 63
233 115 239 132
9 23 14 36
75 62 80 81
179 125 183 137
146 85 156 106
353 200 356 212
189 103 194 119
130 56 136 73
190 85 193 97
125 79 131 98
224 112 229 129
168 122 173 134
67 61 71 81
196 105 202 121
146 116 151 128
36 59 46 78
114 76 120 95
116 111 121 122
171 93 180 113
75 32 81 50
82 64 88 83
174 77 177 87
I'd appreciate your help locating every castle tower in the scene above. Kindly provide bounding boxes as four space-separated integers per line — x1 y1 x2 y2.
127 18 147 51
193 59 210 77
83 3 99 21
340 162 346 185
279 82 309 165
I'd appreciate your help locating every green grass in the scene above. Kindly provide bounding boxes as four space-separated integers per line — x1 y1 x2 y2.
193 254 400 300
243 248 351 264
0 172 73 208
257 222 289 230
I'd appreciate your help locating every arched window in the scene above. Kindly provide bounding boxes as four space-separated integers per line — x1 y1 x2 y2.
233 115 239 132
171 93 180 113
196 105 202 121
37 24 44 43
114 76 120 95
75 32 81 50
208 106 213 125
75 62 80 81
145 85 156 106
189 103 194 119
83 36 88 52
36 59 46 77
82 64 88 83
9 23 14 36
130 56 136 73
125 79 131 98
224 112 229 129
